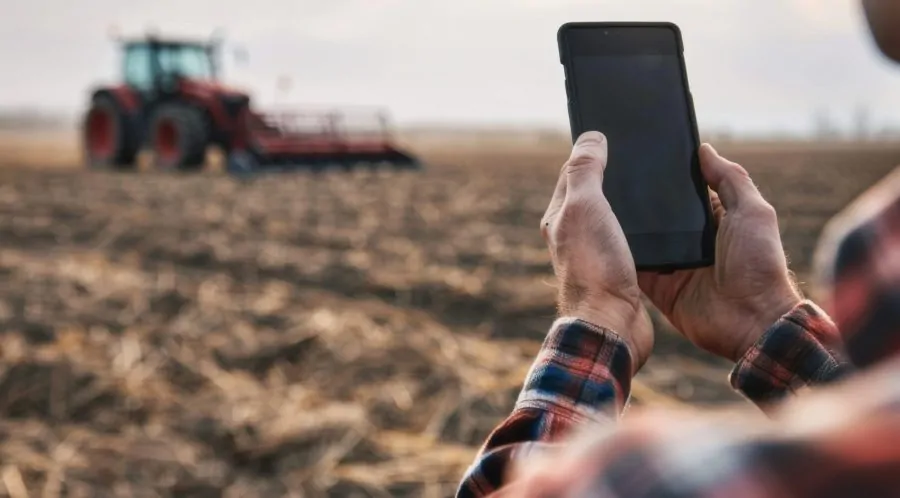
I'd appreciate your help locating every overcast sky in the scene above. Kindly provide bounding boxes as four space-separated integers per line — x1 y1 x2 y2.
4 0 900 135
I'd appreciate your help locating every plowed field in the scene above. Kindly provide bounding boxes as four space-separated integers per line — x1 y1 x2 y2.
0 133 897 496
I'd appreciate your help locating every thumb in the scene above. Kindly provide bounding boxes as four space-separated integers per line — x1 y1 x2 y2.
565 131 608 198
699 143 765 211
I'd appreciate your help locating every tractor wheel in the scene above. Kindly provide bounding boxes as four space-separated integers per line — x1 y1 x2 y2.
83 95 137 170
149 104 209 171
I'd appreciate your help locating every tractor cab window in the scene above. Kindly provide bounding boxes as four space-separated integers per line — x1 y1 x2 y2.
123 44 153 92
157 45 215 81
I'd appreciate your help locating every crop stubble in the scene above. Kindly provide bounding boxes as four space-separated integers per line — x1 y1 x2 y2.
0 137 897 496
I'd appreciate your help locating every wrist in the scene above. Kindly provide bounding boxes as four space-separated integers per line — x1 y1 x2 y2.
559 282 642 326
559 296 652 371
732 290 803 361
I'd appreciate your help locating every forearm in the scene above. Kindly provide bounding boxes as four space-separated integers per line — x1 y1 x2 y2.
457 317 634 497
730 300 853 411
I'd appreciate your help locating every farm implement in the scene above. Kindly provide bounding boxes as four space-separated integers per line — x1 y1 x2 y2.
82 34 419 173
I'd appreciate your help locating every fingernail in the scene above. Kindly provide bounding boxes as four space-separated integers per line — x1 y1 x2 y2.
701 143 718 156
575 131 606 147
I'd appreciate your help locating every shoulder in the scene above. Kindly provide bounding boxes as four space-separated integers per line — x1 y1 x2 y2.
812 165 900 295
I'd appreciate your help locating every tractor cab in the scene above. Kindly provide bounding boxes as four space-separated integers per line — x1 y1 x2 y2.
121 38 219 95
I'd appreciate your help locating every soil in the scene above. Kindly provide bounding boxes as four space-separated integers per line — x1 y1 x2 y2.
0 138 897 496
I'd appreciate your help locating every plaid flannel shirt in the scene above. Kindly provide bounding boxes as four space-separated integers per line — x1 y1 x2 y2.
458 170 900 497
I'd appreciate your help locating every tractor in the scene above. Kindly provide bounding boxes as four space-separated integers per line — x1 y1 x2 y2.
82 34 419 172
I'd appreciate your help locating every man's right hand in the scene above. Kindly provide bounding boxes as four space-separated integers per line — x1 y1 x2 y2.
638 144 802 362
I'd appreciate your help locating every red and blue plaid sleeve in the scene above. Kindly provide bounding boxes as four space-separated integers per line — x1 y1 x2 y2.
567 386 900 498
730 300 852 410
456 317 633 497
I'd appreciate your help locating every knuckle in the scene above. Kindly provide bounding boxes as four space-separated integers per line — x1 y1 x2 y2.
540 219 551 241
566 150 602 172
748 199 778 221
761 202 778 221
757 198 776 215
562 197 589 216
725 163 752 185
730 161 750 176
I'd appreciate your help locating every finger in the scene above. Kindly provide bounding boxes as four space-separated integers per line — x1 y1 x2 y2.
637 271 659 294
709 190 726 224
541 160 569 236
699 143 766 211
565 131 608 199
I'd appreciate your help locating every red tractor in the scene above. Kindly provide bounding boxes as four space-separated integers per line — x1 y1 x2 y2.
82 34 419 172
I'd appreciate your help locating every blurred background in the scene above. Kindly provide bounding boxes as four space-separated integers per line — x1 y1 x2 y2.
1 0 899 496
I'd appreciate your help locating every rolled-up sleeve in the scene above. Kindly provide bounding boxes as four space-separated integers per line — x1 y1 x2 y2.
457 317 634 497
730 301 852 410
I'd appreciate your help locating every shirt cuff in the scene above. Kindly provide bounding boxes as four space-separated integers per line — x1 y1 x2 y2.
515 317 634 423
730 301 849 407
